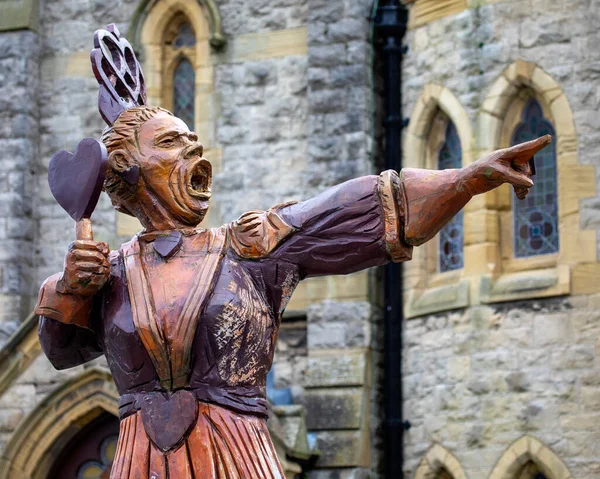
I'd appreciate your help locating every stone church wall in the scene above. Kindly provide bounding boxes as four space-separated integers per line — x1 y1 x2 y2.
0 29 39 341
402 1 600 478
1 0 598 478
0 0 383 477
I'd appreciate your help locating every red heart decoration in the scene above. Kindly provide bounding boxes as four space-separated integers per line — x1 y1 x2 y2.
48 138 108 221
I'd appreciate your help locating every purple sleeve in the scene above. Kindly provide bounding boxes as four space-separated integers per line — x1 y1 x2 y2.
271 176 390 278
38 315 103 370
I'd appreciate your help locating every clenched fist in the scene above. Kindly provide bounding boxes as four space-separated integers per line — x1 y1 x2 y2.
59 240 110 296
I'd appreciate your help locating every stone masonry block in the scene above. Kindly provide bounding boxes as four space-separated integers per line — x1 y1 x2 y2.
307 469 370 479
533 314 574 346
307 301 372 324
305 351 367 388
308 44 347 67
302 387 364 430
312 430 368 468
327 19 366 43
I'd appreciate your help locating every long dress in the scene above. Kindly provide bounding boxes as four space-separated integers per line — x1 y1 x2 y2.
36 169 459 478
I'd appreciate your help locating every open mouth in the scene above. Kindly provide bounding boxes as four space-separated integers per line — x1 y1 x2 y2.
185 159 212 200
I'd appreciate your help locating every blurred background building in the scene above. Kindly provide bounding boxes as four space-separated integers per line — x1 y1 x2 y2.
0 0 599 478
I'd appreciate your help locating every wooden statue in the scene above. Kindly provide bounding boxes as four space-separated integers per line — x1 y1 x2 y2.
35 25 551 479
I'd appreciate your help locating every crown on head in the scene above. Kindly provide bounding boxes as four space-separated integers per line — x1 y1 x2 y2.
91 24 147 126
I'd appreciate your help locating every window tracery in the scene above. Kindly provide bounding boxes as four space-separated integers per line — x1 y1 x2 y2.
438 121 464 272
174 22 196 48
403 84 473 317
173 57 195 129
474 60 598 303
163 19 197 130
511 98 558 258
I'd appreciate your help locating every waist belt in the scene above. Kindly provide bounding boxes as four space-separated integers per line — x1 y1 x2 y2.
118 384 268 421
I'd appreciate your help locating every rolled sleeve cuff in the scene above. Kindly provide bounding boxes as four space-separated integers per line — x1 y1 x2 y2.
377 170 413 263
34 273 94 330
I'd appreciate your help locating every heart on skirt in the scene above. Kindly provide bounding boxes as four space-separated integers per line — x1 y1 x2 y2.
153 231 183 259
140 390 198 452
48 138 108 221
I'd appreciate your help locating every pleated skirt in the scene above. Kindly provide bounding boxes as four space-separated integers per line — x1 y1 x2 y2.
110 402 285 479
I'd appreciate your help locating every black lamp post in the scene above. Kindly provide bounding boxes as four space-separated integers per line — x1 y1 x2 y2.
374 1 409 478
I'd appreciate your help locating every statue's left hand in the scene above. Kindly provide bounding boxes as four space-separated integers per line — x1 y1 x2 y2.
465 135 552 198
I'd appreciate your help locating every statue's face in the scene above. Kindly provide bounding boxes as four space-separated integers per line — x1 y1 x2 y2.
133 113 211 226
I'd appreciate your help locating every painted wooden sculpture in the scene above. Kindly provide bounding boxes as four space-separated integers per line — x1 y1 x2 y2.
35 25 551 479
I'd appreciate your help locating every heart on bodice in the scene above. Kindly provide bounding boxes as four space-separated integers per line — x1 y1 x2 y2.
140 390 198 452
48 138 108 221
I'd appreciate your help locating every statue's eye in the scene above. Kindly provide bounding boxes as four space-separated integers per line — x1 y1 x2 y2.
160 138 174 147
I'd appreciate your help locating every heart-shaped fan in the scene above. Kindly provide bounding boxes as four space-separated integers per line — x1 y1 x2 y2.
48 138 108 240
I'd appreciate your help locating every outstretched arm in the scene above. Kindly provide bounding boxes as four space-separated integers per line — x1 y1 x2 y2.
402 135 550 246
229 136 550 278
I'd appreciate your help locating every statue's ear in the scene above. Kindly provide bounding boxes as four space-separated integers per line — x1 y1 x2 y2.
109 149 139 185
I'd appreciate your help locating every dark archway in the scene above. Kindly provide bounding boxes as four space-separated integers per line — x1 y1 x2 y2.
47 412 119 479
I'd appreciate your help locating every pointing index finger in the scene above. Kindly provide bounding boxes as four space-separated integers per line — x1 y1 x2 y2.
504 135 552 164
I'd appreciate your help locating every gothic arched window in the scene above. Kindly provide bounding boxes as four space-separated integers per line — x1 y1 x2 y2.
438 121 464 272
174 22 196 48
515 460 550 479
48 412 120 479
167 21 197 130
173 58 195 129
121 3 221 237
511 98 558 258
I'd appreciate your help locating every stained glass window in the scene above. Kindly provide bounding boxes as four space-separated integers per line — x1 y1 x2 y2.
76 435 117 478
173 58 195 129
512 98 558 258
49 413 119 479
174 22 196 48
438 121 464 272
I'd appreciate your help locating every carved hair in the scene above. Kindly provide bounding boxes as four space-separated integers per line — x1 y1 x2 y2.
101 106 173 216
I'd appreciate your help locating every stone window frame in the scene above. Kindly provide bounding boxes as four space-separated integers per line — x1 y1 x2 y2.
488 435 573 479
515 462 549 479
0 0 39 32
404 63 599 317
117 0 224 236
433 113 465 274
413 443 467 479
161 15 198 127
422 110 465 281
477 60 597 304
500 94 559 263
404 83 474 318
139 0 218 148
0 368 119 479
